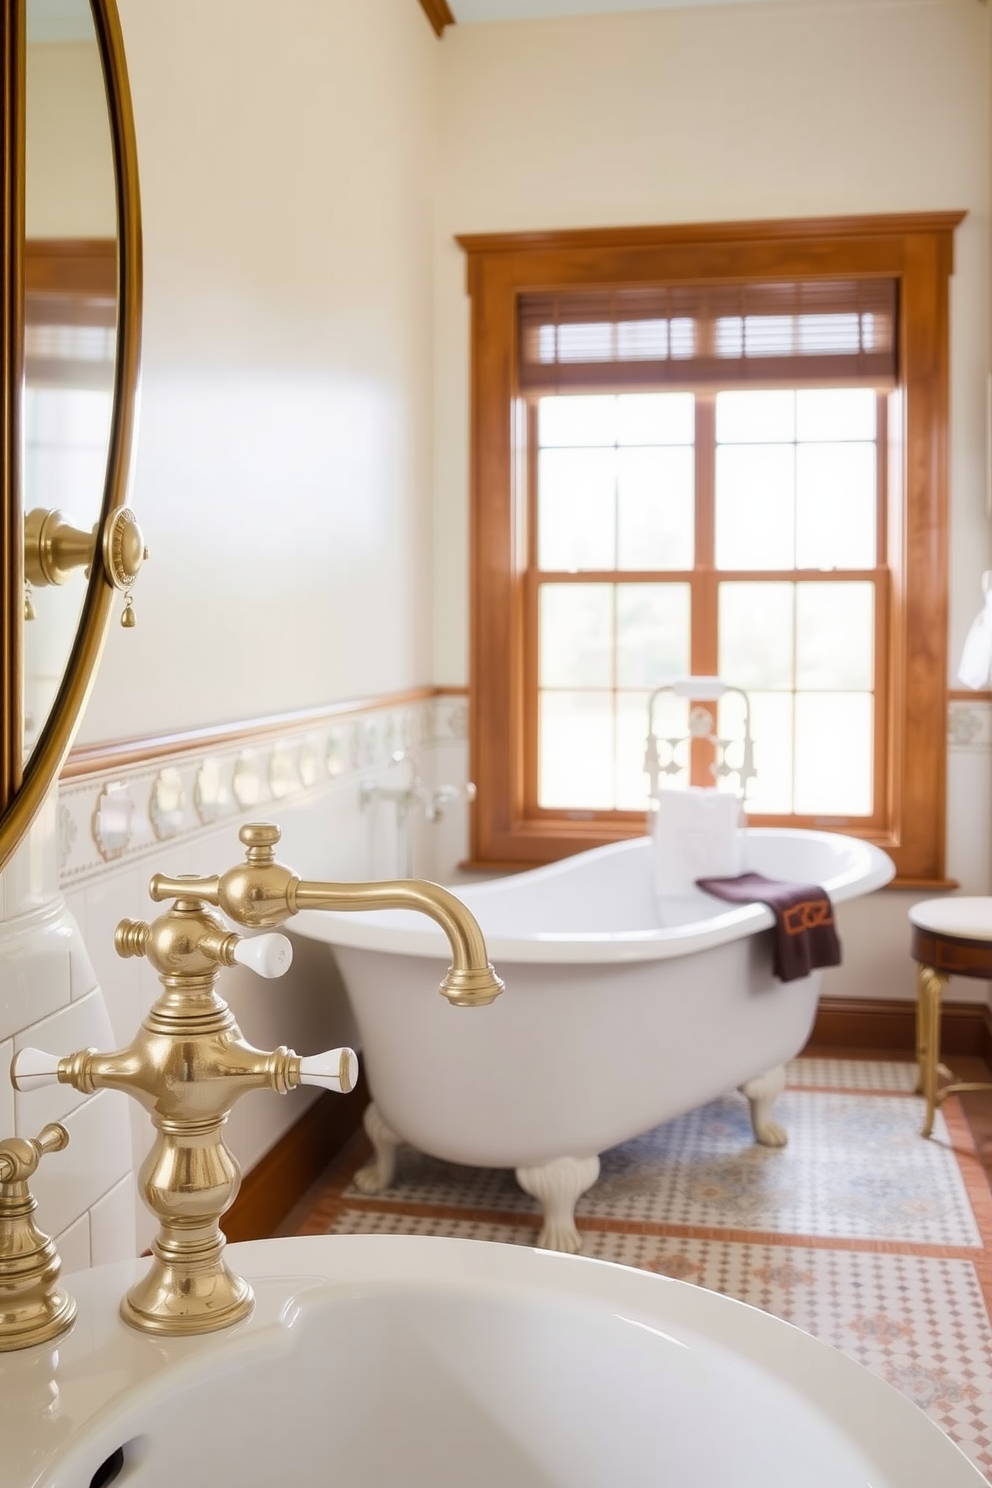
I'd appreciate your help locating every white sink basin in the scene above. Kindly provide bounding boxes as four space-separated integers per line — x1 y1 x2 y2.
2 1235 983 1487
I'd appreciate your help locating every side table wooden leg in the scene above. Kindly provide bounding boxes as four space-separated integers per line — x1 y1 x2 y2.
914 961 926 1095
918 963 945 1139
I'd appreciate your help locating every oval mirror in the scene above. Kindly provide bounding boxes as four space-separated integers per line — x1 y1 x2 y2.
0 0 142 874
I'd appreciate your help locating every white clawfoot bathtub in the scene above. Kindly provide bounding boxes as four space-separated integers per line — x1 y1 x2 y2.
292 829 894 1252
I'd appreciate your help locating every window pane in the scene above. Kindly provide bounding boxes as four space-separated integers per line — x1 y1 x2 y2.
716 390 795 444
538 448 616 569
715 445 795 569
794 692 873 816
796 388 876 442
795 443 876 568
616 320 668 361
558 323 612 362
616 583 691 688
741 691 794 815
719 583 794 690
796 583 874 690
539 395 616 447
617 690 661 809
23 386 112 445
540 585 612 688
539 692 613 808
617 392 694 445
617 447 694 570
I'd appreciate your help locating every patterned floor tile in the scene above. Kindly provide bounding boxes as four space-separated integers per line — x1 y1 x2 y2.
344 1090 980 1247
788 1056 920 1092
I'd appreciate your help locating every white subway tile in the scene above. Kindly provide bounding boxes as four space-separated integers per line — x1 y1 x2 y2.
0 1038 13 1138
82 870 146 1043
2 794 59 918
53 1213 90 1276
62 888 99 1002
30 1090 131 1241
0 909 73 1035
89 1174 138 1266
13 987 117 1133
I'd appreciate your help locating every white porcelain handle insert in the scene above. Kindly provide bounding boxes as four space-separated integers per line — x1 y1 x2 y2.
11 1048 63 1093
232 933 293 979
298 1048 359 1095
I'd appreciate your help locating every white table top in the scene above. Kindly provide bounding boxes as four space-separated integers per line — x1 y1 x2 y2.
908 896 992 941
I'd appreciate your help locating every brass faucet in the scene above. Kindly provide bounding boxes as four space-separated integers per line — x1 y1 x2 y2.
0 1125 76 1351
152 821 505 1008
10 824 503 1339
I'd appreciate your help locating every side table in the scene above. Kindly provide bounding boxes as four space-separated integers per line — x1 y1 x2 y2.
909 897 992 1138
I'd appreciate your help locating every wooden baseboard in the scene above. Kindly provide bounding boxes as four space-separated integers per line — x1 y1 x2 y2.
810 996 992 1065
224 1068 368 1243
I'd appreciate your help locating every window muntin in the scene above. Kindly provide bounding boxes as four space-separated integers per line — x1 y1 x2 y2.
533 386 882 821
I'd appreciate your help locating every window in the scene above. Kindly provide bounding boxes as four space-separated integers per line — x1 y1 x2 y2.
459 215 963 883
532 386 885 822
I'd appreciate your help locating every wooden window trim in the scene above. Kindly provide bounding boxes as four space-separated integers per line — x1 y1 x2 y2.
417 0 454 38
459 213 965 882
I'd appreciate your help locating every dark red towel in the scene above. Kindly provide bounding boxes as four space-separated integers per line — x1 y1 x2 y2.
695 871 841 983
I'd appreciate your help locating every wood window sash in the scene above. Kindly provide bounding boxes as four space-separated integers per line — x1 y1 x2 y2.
461 214 964 881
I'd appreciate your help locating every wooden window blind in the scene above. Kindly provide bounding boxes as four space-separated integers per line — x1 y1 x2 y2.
519 279 898 394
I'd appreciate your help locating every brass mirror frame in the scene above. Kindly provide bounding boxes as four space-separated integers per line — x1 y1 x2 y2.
0 0 142 876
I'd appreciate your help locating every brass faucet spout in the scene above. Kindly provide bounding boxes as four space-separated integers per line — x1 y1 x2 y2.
294 878 504 1006
160 824 506 1007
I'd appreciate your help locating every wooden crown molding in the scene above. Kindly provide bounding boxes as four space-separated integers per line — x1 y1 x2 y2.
456 211 968 259
60 684 468 780
419 0 455 37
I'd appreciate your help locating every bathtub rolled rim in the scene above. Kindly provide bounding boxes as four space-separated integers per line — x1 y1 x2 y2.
289 828 896 966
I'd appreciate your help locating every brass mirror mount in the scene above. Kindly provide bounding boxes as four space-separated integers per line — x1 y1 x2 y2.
24 505 146 593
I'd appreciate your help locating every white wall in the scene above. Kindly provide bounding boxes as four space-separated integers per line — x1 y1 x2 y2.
77 0 440 743
434 0 992 1000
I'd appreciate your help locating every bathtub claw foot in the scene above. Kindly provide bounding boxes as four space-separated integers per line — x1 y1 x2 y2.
739 1064 788 1148
353 1103 401 1193
516 1155 601 1254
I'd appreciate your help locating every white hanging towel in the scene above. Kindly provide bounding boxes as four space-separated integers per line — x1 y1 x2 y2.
653 787 743 900
957 587 992 690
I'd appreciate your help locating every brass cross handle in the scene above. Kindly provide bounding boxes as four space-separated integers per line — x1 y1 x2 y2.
0 1122 70 1184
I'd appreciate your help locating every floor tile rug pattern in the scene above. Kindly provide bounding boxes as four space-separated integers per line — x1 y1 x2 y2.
292 1059 992 1480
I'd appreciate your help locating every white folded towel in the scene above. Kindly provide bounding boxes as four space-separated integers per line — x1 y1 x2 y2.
957 590 992 690
652 786 743 900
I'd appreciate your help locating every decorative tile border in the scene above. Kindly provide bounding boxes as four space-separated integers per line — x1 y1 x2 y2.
949 700 992 752
57 693 466 887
